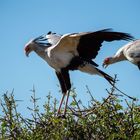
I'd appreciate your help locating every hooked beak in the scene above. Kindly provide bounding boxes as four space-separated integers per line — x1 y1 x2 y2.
102 63 108 68
24 46 31 57
25 51 29 57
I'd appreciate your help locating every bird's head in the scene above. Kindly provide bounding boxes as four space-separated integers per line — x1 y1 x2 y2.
24 35 49 57
24 40 35 57
102 57 112 68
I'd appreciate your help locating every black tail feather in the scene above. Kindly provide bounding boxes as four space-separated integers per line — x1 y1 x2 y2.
95 68 115 85
96 68 136 100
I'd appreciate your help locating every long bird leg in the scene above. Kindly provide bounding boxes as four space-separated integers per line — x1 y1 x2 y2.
55 71 67 116
63 90 70 116
55 69 71 116
57 93 66 115
61 69 71 116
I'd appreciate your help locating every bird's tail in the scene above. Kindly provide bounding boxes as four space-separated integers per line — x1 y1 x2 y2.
78 63 136 100
78 63 115 85
95 68 115 85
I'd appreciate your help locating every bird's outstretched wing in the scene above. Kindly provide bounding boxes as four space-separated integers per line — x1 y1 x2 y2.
53 29 134 60
71 29 134 60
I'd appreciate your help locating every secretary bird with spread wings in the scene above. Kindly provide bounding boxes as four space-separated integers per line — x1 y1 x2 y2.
24 29 134 117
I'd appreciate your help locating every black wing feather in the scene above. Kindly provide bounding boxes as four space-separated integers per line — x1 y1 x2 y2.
77 29 134 60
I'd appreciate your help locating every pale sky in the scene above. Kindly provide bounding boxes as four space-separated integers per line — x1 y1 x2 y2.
0 0 140 116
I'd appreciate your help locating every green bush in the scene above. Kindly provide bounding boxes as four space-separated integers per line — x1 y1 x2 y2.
0 85 140 140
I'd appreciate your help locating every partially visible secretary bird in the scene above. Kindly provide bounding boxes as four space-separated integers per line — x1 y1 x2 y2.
24 29 134 117
103 39 140 70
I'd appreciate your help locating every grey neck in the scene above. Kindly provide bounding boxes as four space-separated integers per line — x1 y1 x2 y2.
111 55 126 64
34 43 49 59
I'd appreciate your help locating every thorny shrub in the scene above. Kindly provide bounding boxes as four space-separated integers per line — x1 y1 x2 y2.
0 85 140 140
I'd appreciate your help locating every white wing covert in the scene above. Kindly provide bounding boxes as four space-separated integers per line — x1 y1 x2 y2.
46 33 62 45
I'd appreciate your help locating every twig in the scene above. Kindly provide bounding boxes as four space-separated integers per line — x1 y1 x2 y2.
84 92 113 117
110 75 136 100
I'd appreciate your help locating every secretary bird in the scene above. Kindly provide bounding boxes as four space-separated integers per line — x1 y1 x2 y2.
103 39 140 69
24 29 134 117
